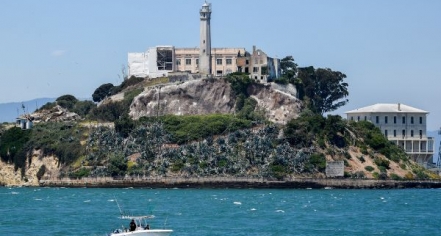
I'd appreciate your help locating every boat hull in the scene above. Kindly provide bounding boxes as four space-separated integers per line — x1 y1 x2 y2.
110 229 173 236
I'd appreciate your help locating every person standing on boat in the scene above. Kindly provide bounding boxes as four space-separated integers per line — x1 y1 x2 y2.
129 219 136 231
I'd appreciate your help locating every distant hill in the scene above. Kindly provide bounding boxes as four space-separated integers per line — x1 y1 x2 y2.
0 98 55 123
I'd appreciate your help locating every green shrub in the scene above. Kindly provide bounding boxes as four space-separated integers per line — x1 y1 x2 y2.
389 173 402 180
305 153 326 172
171 160 184 172
161 114 252 144
365 166 374 172
270 164 287 180
69 167 90 179
358 156 365 163
374 157 390 169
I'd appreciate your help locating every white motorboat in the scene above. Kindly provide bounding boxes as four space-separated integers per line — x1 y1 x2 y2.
109 215 173 236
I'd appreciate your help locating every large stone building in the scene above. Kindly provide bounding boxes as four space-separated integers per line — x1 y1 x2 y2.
127 2 281 82
345 103 434 164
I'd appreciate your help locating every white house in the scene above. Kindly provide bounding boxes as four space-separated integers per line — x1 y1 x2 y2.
345 103 434 164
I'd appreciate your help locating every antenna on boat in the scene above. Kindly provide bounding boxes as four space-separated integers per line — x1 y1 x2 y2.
114 195 124 217
163 215 168 229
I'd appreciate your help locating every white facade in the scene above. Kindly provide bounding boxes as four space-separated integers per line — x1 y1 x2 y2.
346 103 434 164
128 46 175 79
127 52 148 78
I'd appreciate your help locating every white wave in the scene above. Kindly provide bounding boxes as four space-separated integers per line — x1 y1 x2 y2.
34 198 42 201
233 201 242 205
275 210 284 213
11 192 19 195
108 199 115 202
84 200 91 203
250 208 257 211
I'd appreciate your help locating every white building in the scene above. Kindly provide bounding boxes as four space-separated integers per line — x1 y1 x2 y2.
127 2 281 82
128 46 175 78
345 103 434 164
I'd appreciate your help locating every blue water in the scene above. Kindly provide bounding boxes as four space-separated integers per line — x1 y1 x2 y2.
1 187 440 236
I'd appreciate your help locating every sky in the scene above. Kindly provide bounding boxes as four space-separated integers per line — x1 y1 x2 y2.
1 0 441 130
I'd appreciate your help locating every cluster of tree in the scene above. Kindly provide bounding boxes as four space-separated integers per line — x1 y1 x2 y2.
276 56 349 114
284 111 348 149
92 76 144 103
226 73 265 122
37 94 96 118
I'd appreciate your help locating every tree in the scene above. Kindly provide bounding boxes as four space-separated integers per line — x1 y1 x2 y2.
280 56 298 83
297 66 348 114
92 83 114 102
72 100 96 117
56 94 78 110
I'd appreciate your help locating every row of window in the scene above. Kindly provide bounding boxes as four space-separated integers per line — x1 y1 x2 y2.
385 129 423 138
351 115 423 124
376 116 423 124
176 58 233 66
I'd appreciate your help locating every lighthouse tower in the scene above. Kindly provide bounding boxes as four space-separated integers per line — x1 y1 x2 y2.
199 1 212 75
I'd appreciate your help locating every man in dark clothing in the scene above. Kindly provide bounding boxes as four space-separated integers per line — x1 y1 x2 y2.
129 219 136 231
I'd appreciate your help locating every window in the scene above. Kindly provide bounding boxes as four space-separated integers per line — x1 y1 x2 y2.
185 58 191 65
419 130 422 138
402 117 406 124
393 116 397 124
253 67 259 72
226 59 232 65
364 116 367 121
394 130 396 137
176 59 181 65
357 116 360 121
216 58 222 65
246 60 249 65
196 59 199 65
216 70 222 75
411 116 414 124
254 58 258 64
411 130 414 137
385 116 388 124
402 130 405 137
376 116 379 124
351 117 354 121
419 117 423 124
384 130 388 137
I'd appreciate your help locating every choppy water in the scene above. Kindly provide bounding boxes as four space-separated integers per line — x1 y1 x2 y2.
1 187 440 235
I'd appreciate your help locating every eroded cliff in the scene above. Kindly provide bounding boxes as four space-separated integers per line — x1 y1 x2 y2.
129 78 301 124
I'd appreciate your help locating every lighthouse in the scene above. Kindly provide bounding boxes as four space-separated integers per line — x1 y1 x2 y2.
199 1 212 75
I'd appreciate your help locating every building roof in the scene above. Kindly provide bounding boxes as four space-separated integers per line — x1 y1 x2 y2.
345 103 428 114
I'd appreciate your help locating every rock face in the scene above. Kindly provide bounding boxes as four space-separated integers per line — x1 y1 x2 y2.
130 78 302 124
31 105 81 122
0 150 59 186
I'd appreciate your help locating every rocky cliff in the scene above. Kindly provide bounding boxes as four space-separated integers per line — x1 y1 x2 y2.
0 150 59 186
129 78 301 124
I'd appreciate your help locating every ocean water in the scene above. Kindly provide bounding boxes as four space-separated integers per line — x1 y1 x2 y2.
0 187 440 236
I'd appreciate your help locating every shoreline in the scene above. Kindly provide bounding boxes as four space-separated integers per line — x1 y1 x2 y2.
36 177 441 189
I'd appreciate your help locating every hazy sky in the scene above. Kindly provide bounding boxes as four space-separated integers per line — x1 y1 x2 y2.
1 0 440 130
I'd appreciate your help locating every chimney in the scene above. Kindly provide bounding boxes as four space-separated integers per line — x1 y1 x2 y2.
398 103 401 111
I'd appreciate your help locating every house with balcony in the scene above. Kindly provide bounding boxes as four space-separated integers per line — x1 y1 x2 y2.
345 103 434 164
